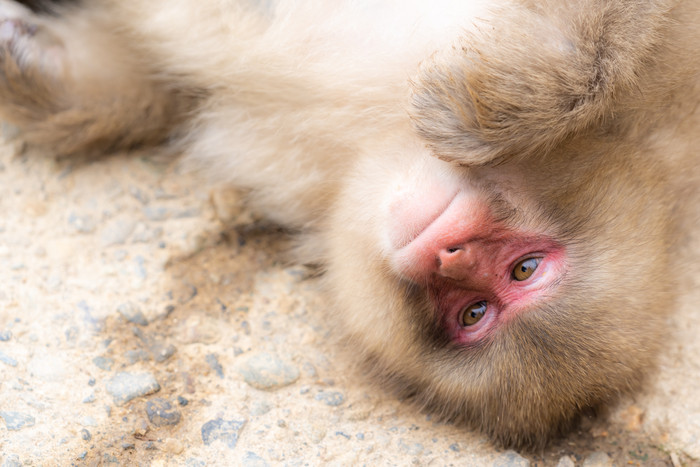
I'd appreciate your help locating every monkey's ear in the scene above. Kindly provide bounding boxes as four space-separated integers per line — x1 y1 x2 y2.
409 1 671 166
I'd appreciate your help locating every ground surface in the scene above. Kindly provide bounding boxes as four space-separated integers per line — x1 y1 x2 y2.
0 138 698 467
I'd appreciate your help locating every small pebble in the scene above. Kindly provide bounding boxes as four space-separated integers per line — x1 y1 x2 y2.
206 353 224 378
201 418 247 449
144 206 170 221
64 326 79 342
163 437 184 454
101 219 136 246
150 342 176 363
314 391 345 407
310 424 326 444
493 450 530 467
242 451 269 467
236 352 300 390
249 401 271 416
80 302 105 332
178 283 198 304
146 398 182 426
177 396 189 406
134 255 148 280
398 439 424 456
175 207 201 218
80 429 92 441
302 362 317 378
81 416 98 427
132 418 149 437
129 185 150 204
92 356 114 371
131 223 163 243
1 454 21 467
556 456 575 467
0 411 35 431
0 350 18 367
105 372 161 406
582 452 613 467
122 442 135 451
0 330 11 341
68 213 97 233
117 302 149 326
82 392 96 404
125 349 149 364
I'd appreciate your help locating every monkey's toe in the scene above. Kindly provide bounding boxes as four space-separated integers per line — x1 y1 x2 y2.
0 10 70 132
0 17 36 41
0 14 63 79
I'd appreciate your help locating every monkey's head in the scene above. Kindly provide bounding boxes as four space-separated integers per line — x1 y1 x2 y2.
319 9 679 447
323 132 673 449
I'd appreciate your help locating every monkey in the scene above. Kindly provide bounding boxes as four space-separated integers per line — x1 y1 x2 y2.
0 0 697 450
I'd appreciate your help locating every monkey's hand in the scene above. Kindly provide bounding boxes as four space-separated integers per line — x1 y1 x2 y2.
409 0 672 166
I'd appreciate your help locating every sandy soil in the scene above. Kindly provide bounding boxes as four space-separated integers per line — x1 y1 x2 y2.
0 138 698 466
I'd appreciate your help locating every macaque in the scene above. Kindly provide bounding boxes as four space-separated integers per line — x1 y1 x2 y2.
1 0 698 450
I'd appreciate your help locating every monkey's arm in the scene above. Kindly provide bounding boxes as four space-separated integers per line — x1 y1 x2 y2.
409 0 674 166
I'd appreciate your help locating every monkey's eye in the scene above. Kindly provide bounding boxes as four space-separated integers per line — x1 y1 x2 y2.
460 301 487 327
512 257 541 281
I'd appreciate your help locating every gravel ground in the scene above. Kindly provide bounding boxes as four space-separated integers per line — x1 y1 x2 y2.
0 139 698 466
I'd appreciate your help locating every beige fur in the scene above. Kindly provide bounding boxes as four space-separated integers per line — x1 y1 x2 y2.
1 0 698 449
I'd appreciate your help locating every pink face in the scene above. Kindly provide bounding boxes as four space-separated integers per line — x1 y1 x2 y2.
389 188 566 345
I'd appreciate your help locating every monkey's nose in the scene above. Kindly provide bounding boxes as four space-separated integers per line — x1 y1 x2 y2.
437 246 477 281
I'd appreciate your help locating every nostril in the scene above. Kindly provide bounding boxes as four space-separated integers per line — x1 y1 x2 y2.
437 245 476 280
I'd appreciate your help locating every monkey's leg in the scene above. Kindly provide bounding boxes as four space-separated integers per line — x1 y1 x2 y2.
0 1 188 156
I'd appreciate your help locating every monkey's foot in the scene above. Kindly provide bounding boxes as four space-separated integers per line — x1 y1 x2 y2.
0 8 68 126
0 1 186 157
